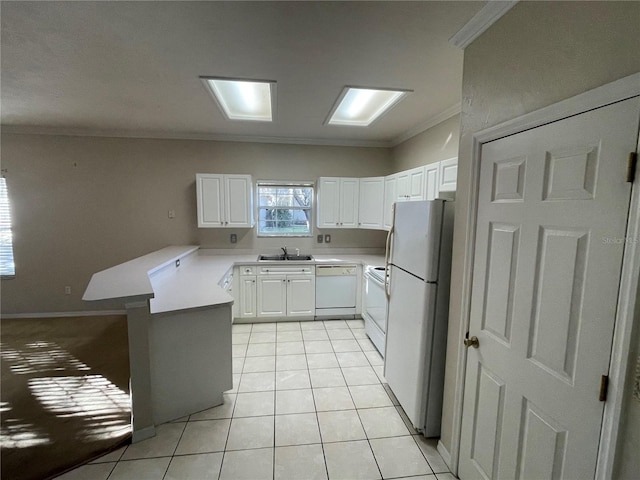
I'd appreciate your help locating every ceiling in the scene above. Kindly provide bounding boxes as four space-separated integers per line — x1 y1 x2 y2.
0 1 484 147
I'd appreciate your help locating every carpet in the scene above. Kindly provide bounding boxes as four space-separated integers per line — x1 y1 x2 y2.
1 315 132 480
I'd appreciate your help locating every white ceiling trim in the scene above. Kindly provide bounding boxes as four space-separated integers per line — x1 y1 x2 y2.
390 103 461 147
0 125 391 148
449 0 519 49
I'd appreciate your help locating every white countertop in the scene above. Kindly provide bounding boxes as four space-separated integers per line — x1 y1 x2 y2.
83 247 385 316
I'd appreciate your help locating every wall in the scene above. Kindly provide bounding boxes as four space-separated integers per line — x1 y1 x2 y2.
441 0 640 469
392 114 460 172
0 134 391 314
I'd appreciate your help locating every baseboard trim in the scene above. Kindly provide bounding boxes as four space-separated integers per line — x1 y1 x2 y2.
1 310 127 319
131 425 156 444
437 440 453 471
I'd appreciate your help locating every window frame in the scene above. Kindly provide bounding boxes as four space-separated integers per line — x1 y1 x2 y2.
256 181 314 238
0 176 16 279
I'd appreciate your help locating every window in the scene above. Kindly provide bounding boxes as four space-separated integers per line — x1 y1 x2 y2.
257 183 313 237
0 177 15 277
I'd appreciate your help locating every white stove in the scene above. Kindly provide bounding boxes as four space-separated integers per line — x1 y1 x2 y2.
363 265 388 356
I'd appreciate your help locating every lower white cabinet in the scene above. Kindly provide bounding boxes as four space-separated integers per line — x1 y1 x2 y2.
237 266 257 318
286 275 316 316
238 265 315 319
239 276 257 318
257 275 287 317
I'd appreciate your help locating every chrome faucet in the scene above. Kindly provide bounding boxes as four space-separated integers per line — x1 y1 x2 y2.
281 245 288 255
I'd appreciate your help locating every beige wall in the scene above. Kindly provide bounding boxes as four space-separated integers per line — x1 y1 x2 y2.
441 0 640 469
392 114 460 172
0 134 391 314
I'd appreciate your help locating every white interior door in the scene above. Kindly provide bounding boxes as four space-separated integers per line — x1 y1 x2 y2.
459 97 640 480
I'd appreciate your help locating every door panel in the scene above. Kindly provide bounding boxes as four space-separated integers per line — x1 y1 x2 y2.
257 276 286 317
459 97 640 480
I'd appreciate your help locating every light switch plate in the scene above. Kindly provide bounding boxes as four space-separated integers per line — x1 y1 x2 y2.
317 234 323 243
324 234 331 243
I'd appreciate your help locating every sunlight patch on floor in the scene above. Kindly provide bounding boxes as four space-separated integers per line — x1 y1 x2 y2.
28 375 131 441
1 341 91 375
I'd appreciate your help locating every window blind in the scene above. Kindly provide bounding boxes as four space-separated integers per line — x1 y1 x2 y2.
0 177 16 277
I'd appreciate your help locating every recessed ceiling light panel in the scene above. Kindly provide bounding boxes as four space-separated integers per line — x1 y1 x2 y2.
326 87 411 127
201 77 276 122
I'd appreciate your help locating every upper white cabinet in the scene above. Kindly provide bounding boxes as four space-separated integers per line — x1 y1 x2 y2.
395 166 426 202
317 177 359 228
196 174 254 228
424 163 439 200
383 175 397 230
438 157 458 193
358 177 385 229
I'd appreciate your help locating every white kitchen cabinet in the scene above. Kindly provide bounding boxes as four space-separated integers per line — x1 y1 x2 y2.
317 177 359 228
257 275 287 318
286 274 316 316
424 163 439 200
383 174 397 230
438 157 458 192
256 266 315 319
196 173 254 228
358 177 385 229
238 266 257 318
396 166 426 202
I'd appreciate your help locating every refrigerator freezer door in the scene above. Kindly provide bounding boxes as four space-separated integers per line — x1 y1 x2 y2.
390 200 443 282
384 265 437 431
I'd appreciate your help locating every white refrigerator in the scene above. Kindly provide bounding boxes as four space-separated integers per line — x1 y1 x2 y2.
384 199 454 437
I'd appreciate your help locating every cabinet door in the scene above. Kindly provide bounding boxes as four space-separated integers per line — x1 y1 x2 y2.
395 172 410 202
286 275 316 317
257 275 287 317
196 174 224 227
339 178 360 228
239 276 257 318
438 157 458 192
317 177 341 228
383 175 397 230
225 175 254 228
358 177 384 229
424 163 439 201
408 166 426 201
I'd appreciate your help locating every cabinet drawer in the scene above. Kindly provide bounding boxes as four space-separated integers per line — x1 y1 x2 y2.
240 266 256 275
259 265 314 275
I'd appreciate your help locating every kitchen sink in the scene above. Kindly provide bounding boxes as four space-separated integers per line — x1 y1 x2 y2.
258 254 314 261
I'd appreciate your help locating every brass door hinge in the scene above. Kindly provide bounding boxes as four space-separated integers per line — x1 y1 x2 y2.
628 152 638 183
599 375 609 402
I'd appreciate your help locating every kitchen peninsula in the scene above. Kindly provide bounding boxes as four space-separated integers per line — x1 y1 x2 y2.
83 246 384 442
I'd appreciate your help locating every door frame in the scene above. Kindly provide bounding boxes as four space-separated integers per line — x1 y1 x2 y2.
449 72 640 479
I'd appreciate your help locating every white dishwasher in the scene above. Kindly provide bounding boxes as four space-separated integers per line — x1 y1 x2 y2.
315 265 357 318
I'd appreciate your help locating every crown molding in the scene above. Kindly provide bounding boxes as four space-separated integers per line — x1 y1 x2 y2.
390 103 461 147
2 104 466 149
0 125 391 148
449 0 519 49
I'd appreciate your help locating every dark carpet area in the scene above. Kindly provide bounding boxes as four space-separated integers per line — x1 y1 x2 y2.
1 315 132 480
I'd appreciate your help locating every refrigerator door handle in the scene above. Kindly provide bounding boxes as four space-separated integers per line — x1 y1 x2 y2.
384 204 396 300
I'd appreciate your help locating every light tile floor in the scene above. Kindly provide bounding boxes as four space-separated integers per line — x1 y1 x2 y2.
57 319 456 480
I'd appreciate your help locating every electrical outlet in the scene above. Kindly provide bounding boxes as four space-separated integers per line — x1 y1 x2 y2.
230 233 237 244
317 234 323 243
175 259 180 267
168 209 175 219
324 234 331 243
64 286 71 295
